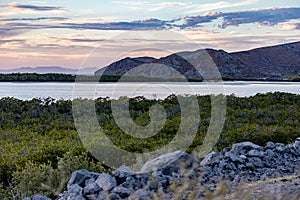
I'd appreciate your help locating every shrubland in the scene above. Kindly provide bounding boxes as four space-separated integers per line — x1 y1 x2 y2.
0 92 299 199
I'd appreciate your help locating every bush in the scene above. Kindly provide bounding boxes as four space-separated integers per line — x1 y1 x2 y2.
11 151 107 199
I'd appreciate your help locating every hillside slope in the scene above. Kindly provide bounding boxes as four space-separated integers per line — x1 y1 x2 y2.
95 41 300 81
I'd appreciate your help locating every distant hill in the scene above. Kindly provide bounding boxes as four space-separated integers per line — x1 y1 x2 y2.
95 41 300 81
0 66 98 75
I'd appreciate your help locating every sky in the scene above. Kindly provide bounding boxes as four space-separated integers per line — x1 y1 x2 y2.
0 0 299 69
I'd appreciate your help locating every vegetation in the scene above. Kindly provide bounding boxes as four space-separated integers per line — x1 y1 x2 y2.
0 73 203 82
0 92 299 199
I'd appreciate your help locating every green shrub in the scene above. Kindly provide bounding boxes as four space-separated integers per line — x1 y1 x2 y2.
11 151 107 199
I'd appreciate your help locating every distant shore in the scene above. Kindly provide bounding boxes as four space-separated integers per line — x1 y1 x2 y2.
0 73 299 82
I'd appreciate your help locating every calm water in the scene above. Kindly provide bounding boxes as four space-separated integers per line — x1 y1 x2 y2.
0 82 299 100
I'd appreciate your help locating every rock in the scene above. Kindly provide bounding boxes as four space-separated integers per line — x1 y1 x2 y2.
140 150 196 174
266 141 275 149
32 194 51 200
230 142 263 155
275 143 285 152
69 184 83 195
265 149 274 157
109 193 121 200
130 189 154 200
68 169 100 189
96 173 117 191
123 174 147 190
200 152 217 166
248 157 264 168
57 191 68 200
155 174 171 190
208 185 215 192
97 192 108 200
248 149 264 157
112 165 135 179
294 138 300 154
83 182 100 195
54 140 300 200
85 194 98 200
146 180 158 192
112 186 133 198
229 152 244 163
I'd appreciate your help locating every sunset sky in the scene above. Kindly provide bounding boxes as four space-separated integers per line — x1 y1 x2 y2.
0 0 299 70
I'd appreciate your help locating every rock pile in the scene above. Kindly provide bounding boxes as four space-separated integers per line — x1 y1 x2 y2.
27 139 300 200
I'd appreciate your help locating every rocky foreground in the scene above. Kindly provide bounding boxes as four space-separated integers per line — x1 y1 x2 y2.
27 139 300 200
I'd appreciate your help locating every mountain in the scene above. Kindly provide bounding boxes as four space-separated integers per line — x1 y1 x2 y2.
231 41 300 79
95 41 300 81
95 57 157 75
0 66 98 75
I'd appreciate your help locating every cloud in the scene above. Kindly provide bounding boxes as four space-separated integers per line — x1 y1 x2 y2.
61 18 169 30
0 19 170 35
219 7 300 28
175 0 259 15
182 14 221 28
113 0 257 13
181 7 300 29
281 23 300 31
10 3 65 11
0 17 68 22
51 37 106 43
0 39 25 45
1 7 299 34
113 1 191 7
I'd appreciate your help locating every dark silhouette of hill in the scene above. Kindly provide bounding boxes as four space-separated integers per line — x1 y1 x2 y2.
95 41 300 81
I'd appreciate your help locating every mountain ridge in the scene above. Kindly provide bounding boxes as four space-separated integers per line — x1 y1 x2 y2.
95 41 300 81
0 66 98 75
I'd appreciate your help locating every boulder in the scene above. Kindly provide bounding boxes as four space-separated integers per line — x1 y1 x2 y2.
68 184 83 196
248 149 264 157
96 173 117 191
129 189 154 200
112 165 135 178
97 192 108 200
248 157 264 168
200 152 217 166
83 182 100 195
109 193 121 200
140 150 197 174
230 142 263 155
275 143 285 152
294 138 300 154
68 169 100 189
112 186 133 198
266 141 275 149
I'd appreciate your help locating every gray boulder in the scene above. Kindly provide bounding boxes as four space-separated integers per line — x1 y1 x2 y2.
96 173 117 191
294 138 300 155
112 186 133 198
113 165 135 178
68 169 100 189
200 152 217 166
275 143 285 152
140 150 197 174
97 192 108 200
109 193 121 200
129 189 154 200
266 141 275 149
248 149 264 157
230 142 263 155
83 182 100 195
68 184 83 198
